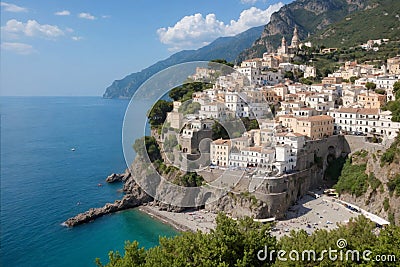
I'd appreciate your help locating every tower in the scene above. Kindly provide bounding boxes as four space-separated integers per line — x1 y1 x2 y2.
280 36 288 54
291 26 299 49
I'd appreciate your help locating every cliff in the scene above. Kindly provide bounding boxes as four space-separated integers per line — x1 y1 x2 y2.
308 0 400 47
334 138 400 225
238 0 368 60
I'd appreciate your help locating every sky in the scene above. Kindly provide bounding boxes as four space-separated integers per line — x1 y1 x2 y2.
0 0 293 96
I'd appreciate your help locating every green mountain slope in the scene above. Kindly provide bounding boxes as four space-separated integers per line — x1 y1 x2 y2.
309 0 400 47
238 0 368 61
102 26 264 99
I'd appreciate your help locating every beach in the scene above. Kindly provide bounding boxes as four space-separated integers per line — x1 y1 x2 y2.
271 194 360 238
138 206 217 233
137 193 362 238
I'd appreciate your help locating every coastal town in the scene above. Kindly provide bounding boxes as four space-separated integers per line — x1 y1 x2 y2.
64 28 400 237
154 28 400 229
165 28 400 177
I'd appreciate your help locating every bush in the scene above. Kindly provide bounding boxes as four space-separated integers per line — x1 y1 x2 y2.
387 174 400 197
383 197 390 211
334 157 369 197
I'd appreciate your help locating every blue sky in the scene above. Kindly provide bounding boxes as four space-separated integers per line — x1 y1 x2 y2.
1 0 292 96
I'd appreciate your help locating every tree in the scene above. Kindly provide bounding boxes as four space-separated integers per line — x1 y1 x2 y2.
212 121 229 140
178 101 200 115
300 77 313 85
97 213 277 267
169 82 212 102
209 59 234 68
133 136 162 162
393 81 400 100
365 82 377 90
284 71 294 80
349 76 358 84
147 100 173 128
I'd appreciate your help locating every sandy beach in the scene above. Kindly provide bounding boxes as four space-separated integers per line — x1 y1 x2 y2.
271 194 360 238
137 193 362 237
138 205 217 233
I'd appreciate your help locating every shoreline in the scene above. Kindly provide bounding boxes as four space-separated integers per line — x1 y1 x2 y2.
138 205 217 233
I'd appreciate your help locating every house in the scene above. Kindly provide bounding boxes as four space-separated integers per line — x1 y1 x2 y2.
210 139 231 167
357 92 386 109
166 101 184 129
328 108 400 139
199 102 226 119
278 115 334 140
179 119 213 154
387 56 400 75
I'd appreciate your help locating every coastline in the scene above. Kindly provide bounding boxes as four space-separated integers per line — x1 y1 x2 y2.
138 205 217 233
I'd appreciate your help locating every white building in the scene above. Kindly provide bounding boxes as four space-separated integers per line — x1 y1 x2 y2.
199 102 226 119
210 139 231 167
328 107 400 139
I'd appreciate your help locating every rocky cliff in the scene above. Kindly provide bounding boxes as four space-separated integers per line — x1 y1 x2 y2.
335 141 400 225
238 0 368 60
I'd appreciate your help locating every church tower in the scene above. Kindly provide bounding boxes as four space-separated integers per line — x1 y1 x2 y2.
291 26 299 49
280 36 288 54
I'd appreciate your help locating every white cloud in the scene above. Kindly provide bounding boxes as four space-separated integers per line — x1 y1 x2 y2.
1 42 36 55
0 2 27 12
101 15 111 19
54 10 70 16
71 36 83 41
78 12 96 20
157 2 283 51
1 19 65 39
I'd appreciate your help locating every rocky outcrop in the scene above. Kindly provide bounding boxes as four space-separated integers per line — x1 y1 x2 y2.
63 191 151 227
106 172 125 183
205 192 268 219
63 167 152 227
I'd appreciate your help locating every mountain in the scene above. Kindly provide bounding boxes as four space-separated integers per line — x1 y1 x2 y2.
238 0 369 61
308 0 400 47
103 26 264 99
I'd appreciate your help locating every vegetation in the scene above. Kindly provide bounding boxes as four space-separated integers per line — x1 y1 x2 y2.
240 117 259 131
211 121 229 140
147 100 173 128
169 82 213 102
163 135 178 152
334 157 369 197
97 214 400 267
368 172 382 192
96 213 277 267
380 133 400 165
387 174 400 197
174 172 204 187
209 59 234 68
383 197 390 212
178 101 201 115
277 216 400 266
133 136 162 162
365 82 376 91
212 118 259 140
324 156 346 183
382 81 400 122
309 0 400 48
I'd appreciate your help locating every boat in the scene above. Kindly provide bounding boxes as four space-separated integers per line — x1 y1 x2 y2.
71 148 76 151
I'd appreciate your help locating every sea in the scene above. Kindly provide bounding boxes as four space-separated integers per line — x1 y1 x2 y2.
0 97 178 267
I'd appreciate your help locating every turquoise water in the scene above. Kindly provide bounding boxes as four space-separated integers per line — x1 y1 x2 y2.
0 97 178 267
